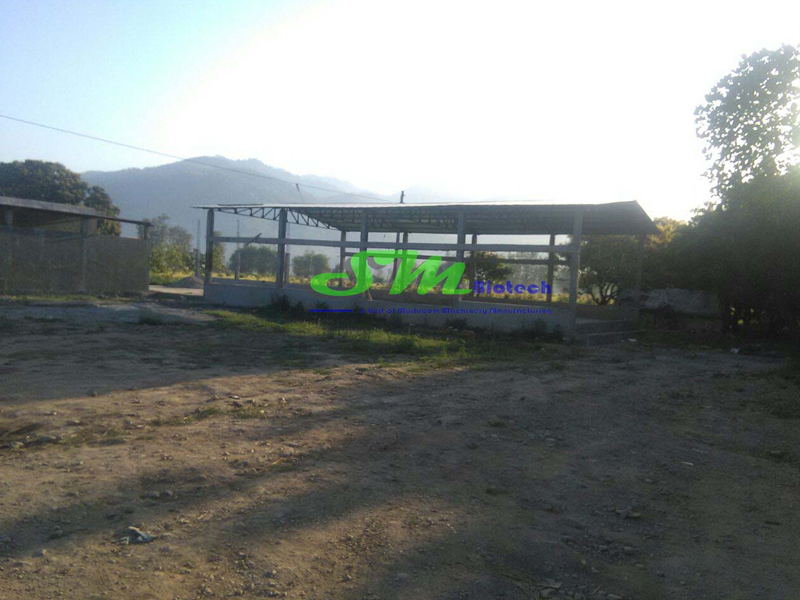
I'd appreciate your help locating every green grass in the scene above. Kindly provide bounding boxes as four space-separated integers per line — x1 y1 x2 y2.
149 270 232 285
149 272 191 286
206 306 562 369
208 308 463 357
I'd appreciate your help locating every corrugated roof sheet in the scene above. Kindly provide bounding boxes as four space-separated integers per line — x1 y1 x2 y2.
194 200 659 235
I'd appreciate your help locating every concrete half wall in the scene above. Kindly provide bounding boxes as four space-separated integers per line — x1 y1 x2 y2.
204 279 572 334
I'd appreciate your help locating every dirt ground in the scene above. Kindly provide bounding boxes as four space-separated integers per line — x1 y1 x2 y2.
1 301 798 600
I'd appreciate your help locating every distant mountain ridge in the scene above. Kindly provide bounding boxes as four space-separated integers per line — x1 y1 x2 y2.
81 156 519 265
82 156 393 241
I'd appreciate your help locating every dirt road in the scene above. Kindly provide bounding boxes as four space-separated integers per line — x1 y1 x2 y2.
0 302 798 599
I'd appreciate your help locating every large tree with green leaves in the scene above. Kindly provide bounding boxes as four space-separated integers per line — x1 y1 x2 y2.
0 160 121 234
578 235 639 305
228 246 277 276
139 214 193 251
472 251 511 282
577 218 690 305
292 250 330 279
138 214 196 277
695 45 800 202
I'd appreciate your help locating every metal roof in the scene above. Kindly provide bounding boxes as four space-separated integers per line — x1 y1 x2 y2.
0 196 150 226
194 200 659 235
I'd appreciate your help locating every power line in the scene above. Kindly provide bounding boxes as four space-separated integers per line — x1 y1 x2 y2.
0 113 397 203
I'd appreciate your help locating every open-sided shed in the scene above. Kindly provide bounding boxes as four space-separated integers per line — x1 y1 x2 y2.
195 200 658 340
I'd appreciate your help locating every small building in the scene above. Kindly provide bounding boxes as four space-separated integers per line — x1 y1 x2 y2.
0 196 151 295
195 200 658 342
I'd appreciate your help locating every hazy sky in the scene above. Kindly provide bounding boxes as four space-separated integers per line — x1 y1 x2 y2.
1 0 799 220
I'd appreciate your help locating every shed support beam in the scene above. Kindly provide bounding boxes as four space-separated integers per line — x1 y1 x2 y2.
546 234 556 303
454 211 466 304
389 232 408 287
204 209 215 286
568 211 583 335
338 230 346 289
359 212 369 298
4 208 12 227
469 233 478 297
633 233 645 321
276 209 288 288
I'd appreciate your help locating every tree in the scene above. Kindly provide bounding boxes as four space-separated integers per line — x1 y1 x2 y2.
228 246 277 276
689 45 800 335
641 217 689 289
578 236 639 305
678 168 800 334
149 243 193 278
211 231 227 274
292 250 330 279
0 160 121 234
138 214 196 277
472 251 511 281
695 45 800 202
578 219 692 305
140 214 193 251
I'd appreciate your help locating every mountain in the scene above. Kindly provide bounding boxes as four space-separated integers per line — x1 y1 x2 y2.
82 156 388 242
82 157 531 267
